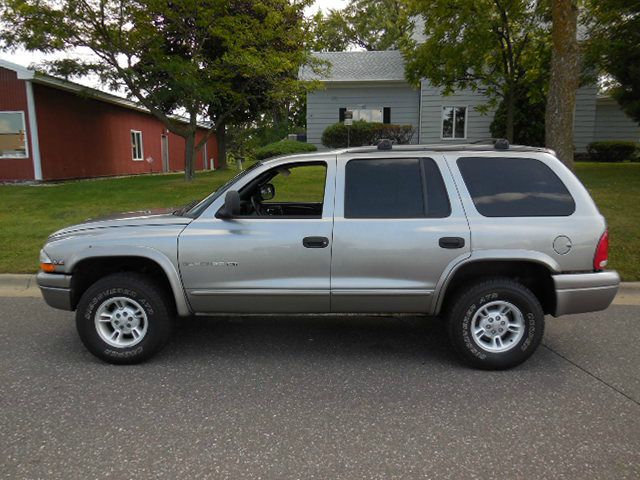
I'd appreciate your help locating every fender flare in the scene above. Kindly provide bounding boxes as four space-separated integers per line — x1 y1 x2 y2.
431 250 560 315
67 245 192 316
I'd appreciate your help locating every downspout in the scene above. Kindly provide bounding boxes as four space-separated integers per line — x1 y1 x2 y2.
417 80 423 144
24 80 43 181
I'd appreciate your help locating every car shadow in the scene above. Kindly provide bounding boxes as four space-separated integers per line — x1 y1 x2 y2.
161 314 460 366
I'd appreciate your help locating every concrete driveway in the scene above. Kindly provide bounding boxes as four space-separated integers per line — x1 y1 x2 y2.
1 296 639 479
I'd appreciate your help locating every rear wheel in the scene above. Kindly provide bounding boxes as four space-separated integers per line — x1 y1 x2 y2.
446 278 545 370
75 273 173 364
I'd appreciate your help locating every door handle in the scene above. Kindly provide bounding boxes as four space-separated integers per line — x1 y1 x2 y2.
439 237 465 249
303 236 329 248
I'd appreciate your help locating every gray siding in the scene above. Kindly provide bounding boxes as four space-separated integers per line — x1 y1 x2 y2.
574 85 598 153
594 97 640 143
306 82 420 148
419 85 495 144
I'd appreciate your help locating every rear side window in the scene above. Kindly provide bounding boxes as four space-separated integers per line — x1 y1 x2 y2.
457 157 575 217
345 158 451 218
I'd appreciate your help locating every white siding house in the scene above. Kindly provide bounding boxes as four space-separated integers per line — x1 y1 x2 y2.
300 51 639 151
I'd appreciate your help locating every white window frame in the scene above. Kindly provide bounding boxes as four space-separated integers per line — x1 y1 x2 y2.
0 111 29 159
131 130 144 161
440 105 468 140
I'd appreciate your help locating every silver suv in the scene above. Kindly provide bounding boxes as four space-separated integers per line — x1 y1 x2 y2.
37 141 620 369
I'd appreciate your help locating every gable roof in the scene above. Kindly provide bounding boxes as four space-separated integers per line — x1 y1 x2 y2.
299 50 407 83
0 58 210 128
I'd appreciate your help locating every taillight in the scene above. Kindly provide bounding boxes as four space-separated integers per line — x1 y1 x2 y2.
593 229 609 271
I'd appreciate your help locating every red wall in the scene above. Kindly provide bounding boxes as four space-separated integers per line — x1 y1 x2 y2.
0 67 35 181
32 84 218 181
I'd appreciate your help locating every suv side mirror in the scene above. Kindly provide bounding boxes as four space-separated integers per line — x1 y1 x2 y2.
216 190 241 219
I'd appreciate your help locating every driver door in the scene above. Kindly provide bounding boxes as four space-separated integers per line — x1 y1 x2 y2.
178 158 335 313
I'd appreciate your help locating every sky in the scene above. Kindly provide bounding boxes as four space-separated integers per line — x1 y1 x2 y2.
1 0 350 76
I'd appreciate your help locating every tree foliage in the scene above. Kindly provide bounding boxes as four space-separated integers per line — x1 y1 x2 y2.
0 0 313 179
585 0 640 125
404 0 550 143
309 0 412 52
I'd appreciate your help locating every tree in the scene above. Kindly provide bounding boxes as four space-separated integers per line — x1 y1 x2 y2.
1 0 312 179
308 10 351 52
309 0 412 52
342 0 413 50
405 0 550 143
545 0 580 169
491 82 546 146
585 0 640 125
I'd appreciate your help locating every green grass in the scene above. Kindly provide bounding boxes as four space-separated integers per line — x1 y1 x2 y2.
574 162 640 281
1 162 638 279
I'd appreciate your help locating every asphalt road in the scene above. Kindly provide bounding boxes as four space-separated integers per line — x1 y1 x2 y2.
1 297 639 480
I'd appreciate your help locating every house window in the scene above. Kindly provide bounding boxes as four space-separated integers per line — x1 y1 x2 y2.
0 111 28 159
131 130 143 161
441 106 467 139
340 107 390 124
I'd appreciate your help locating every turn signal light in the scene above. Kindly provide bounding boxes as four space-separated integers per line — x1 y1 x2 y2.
593 229 609 271
40 262 56 273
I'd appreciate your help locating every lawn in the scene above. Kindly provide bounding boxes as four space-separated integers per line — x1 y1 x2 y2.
0 162 638 280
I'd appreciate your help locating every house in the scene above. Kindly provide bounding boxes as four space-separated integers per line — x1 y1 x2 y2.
0 59 218 182
300 50 640 151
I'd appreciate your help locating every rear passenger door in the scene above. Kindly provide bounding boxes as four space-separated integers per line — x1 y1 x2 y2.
331 154 471 313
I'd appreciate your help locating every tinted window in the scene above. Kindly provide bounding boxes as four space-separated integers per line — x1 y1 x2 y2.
422 158 451 218
344 158 450 218
457 157 575 217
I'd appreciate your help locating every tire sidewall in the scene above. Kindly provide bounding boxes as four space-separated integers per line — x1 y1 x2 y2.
450 282 544 369
76 276 170 364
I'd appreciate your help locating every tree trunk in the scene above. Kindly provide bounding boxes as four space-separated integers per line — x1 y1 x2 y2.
505 86 515 143
217 120 227 170
184 130 196 181
546 0 579 169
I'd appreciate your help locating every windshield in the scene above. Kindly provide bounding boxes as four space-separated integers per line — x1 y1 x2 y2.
183 161 262 217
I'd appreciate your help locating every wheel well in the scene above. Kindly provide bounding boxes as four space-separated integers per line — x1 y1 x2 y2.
439 260 556 315
70 256 175 311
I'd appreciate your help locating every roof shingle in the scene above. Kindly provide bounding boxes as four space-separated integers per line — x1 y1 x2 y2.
299 50 407 82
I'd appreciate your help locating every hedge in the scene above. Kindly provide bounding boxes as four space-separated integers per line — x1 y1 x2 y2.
321 121 415 148
586 141 639 162
254 140 317 160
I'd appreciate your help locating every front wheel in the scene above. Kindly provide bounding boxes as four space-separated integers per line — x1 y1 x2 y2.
446 278 545 370
75 273 173 364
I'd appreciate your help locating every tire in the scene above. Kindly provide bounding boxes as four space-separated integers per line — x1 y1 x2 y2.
75 273 173 364
446 278 545 370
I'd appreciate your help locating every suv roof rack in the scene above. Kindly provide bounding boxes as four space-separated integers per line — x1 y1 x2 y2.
344 140 553 155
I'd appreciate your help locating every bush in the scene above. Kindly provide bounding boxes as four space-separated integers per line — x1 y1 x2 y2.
321 121 415 148
254 139 317 160
586 141 639 162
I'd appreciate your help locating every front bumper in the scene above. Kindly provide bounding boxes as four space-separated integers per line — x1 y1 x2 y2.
36 272 73 311
553 270 620 317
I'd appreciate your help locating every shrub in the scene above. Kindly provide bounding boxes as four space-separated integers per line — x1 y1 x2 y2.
586 141 640 162
254 140 317 160
321 121 415 148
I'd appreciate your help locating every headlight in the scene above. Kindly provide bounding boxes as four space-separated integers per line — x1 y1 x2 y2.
39 249 63 273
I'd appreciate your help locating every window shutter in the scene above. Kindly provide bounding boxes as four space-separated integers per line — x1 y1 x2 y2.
339 108 346 122
383 107 391 124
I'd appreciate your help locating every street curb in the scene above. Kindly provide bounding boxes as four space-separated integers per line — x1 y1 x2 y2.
0 274 37 289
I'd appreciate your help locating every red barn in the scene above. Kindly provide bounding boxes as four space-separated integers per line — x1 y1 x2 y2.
0 59 218 182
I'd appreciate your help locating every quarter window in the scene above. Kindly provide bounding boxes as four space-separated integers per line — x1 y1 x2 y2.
442 106 467 139
457 156 576 217
345 158 451 218
131 130 143 161
0 111 28 158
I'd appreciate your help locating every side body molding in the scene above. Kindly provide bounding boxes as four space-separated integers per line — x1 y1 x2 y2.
67 245 192 316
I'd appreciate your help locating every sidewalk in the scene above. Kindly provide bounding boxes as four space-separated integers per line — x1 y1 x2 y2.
2 274 639 305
